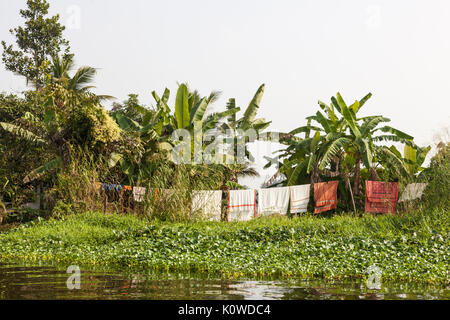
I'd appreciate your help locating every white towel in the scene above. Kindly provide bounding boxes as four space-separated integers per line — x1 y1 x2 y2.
227 190 256 222
192 190 223 221
258 187 290 216
133 187 147 202
398 183 427 202
289 184 310 213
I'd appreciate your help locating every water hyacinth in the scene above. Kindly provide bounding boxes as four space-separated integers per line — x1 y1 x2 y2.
0 210 447 284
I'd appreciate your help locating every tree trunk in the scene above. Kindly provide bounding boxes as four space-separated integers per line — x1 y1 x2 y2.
369 167 379 181
347 176 357 217
353 155 361 197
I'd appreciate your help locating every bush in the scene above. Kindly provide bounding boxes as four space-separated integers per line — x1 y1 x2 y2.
420 142 449 210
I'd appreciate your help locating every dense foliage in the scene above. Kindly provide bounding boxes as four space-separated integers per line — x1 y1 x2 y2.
0 0 448 286
0 211 447 283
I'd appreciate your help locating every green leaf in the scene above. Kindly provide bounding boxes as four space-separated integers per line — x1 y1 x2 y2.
306 153 316 174
175 84 190 129
23 157 62 183
190 97 210 123
361 116 390 136
357 138 373 169
379 126 413 140
287 159 308 186
108 152 123 168
0 122 45 144
319 137 351 170
358 93 372 109
242 84 265 129
204 108 240 131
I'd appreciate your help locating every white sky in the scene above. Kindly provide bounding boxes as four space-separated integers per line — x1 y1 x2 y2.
1 0 449 188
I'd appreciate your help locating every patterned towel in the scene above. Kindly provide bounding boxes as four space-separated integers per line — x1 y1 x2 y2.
314 181 339 214
133 187 147 202
365 181 399 213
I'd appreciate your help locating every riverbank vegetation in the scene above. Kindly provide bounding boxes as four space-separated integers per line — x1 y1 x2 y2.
0 1 448 223
0 1 448 284
0 210 447 283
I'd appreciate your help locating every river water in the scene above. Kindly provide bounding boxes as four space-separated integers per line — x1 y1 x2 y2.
0 262 448 300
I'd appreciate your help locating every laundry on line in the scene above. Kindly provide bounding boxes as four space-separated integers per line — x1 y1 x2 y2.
398 183 427 202
95 179 403 218
365 181 399 214
314 181 338 214
258 186 290 216
192 190 222 221
289 184 310 214
227 189 256 222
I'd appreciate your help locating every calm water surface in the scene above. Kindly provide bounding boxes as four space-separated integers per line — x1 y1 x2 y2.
0 262 448 300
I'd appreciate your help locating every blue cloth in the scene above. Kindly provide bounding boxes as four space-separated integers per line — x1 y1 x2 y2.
101 183 124 192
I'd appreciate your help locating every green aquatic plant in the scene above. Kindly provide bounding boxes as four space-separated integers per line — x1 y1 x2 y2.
0 210 447 283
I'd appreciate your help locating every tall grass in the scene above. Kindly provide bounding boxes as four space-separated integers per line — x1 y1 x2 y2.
139 163 224 222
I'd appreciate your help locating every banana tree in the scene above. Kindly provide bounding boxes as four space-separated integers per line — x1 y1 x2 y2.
319 92 415 201
109 104 172 185
219 84 272 164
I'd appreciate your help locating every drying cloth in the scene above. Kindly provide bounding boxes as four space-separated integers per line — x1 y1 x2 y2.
133 187 147 202
94 182 102 192
227 190 256 221
398 183 427 202
365 181 399 214
258 187 290 216
101 183 123 192
192 190 223 221
289 184 311 213
123 185 132 191
314 181 339 214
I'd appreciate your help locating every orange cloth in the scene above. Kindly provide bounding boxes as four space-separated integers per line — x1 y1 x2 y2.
365 181 399 214
123 185 132 191
94 182 102 192
314 181 339 214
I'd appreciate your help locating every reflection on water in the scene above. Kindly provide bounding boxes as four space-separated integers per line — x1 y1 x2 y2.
0 262 448 300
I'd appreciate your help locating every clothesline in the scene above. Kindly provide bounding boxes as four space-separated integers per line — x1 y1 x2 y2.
95 181 426 220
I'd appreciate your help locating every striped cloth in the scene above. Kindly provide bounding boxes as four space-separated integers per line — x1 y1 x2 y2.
192 190 223 221
365 181 399 214
258 187 290 216
133 187 147 202
314 181 339 214
227 190 256 222
289 184 310 213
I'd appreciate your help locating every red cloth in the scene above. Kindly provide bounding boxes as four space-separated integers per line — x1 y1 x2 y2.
314 181 339 214
365 181 399 214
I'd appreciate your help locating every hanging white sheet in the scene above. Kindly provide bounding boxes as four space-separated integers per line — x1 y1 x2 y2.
227 190 256 222
289 184 310 213
258 187 290 216
398 183 427 202
192 190 223 221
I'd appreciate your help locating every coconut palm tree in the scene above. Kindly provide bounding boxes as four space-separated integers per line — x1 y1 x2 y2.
50 54 97 92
